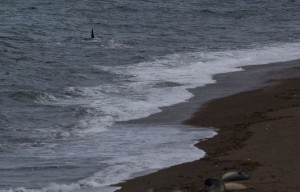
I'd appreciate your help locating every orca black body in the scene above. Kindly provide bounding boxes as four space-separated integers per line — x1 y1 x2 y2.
91 29 95 39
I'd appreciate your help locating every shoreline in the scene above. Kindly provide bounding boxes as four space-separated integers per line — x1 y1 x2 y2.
115 61 300 192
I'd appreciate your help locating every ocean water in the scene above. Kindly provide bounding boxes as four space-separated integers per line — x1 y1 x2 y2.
1 1 300 192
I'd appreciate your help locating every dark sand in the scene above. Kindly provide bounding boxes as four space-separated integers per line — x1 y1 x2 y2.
116 66 300 192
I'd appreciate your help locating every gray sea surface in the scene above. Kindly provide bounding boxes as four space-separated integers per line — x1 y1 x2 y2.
1 1 300 192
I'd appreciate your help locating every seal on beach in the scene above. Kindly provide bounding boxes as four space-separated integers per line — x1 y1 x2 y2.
224 182 247 191
200 178 225 192
222 171 251 181
91 29 95 39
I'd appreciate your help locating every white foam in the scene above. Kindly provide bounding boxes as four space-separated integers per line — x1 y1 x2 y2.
0 183 118 192
105 39 130 49
35 93 59 103
36 42 300 134
101 42 300 89
24 42 300 192
15 39 300 192
1 126 216 192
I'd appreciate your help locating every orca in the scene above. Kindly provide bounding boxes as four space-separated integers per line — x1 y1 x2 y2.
91 29 95 39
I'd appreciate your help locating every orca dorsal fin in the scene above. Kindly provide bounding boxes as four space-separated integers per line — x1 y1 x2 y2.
91 29 95 39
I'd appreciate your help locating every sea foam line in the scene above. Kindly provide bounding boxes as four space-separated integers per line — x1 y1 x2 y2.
5 42 300 192
0 127 216 192
36 42 300 134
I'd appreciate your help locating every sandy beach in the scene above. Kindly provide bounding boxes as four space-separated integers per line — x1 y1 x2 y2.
116 64 300 192
3 1 300 191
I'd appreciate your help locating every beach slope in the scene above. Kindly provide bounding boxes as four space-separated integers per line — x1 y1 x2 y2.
117 67 300 192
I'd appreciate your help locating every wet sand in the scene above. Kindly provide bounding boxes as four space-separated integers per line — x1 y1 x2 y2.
116 65 300 192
